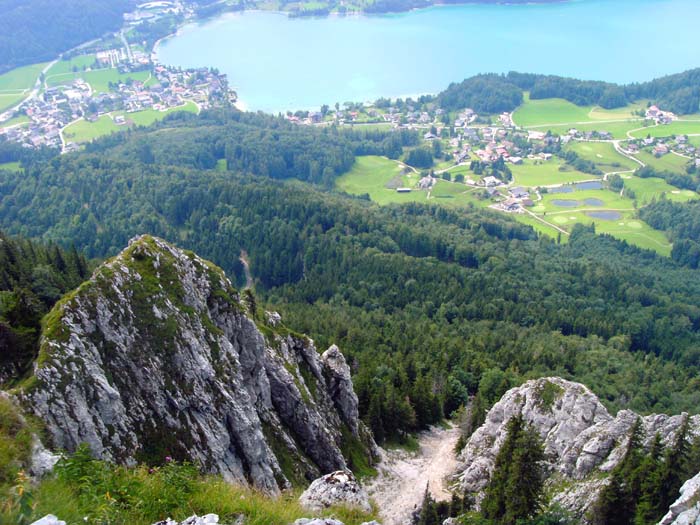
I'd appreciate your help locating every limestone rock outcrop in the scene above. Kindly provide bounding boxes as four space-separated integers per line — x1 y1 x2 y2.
299 470 372 513
659 471 700 525
24 235 375 493
456 377 700 519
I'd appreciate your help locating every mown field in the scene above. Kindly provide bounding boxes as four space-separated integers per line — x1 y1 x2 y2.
629 120 700 139
0 62 48 112
510 159 593 187
566 142 638 172
622 175 698 205
634 150 690 173
335 155 488 208
47 67 151 92
529 187 672 254
63 102 198 144
513 93 645 128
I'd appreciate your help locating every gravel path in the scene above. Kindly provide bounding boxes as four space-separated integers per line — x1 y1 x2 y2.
365 424 461 525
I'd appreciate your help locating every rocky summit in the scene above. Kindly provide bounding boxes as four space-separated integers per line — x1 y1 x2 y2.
456 377 700 520
23 235 375 493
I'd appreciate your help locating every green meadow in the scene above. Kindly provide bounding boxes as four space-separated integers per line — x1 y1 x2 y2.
0 62 47 91
335 155 487 208
63 102 198 144
510 159 593 187
566 142 638 172
45 54 97 79
0 161 21 171
634 150 690 173
47 67 151 92
622 175 698 204
629 120 700 139
528 187 671 254
513 93 645 128
0 62 48 111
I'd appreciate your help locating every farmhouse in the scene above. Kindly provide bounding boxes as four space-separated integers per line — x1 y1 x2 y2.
482 176 501 187
509 187 529 199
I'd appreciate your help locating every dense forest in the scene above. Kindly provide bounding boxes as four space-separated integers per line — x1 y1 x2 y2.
0 0 133 72
640 199 700 268
83 110 419 186
3 119 700 443
0 232 89 383
436 69 700 115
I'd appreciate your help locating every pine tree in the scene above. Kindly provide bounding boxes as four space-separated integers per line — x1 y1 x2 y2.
482 414 545 525
634 433 664 525
594 418 644 525
654 415 691 517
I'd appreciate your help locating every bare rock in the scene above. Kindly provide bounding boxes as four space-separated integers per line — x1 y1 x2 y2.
24 235 373 493
299 470 372 513
30 516 66 525
658 471 700 525
455 377 700 521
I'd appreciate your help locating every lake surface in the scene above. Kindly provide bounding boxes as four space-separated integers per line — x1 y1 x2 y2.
157 0 700 112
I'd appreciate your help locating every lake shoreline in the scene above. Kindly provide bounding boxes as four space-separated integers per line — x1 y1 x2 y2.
155 0 700 113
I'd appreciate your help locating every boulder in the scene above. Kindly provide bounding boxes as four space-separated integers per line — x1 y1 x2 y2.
299 470 372 513
30 516 66 525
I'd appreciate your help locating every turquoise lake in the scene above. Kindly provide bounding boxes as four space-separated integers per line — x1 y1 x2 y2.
156 0 700 112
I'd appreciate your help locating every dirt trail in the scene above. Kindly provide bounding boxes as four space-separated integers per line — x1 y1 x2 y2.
365 424 461 525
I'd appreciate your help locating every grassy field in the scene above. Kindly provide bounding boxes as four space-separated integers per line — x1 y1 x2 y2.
45 54 96 78
535 121 646 140
0 161 21 171
634 150 690 174
537 188 633 213
336 156 421 204
47 67 152 92
335 155 488 208
0 62 47 91
567 142 638 172
513 94 591 127
0 62 49 112
63 102 198 144
629 120 700 139
513 93 645 128
623 175 698 204
0 93 27 113
528 187 671 254
0 114 30 127
510 159 593 187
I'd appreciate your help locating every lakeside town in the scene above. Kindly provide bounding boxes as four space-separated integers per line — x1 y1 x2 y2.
0 0 236 152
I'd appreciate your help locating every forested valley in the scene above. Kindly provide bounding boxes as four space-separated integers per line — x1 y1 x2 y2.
3 107 700 444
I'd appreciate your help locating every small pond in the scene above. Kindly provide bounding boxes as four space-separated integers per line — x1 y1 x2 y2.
586 211 622 220
551 199 580 207
583 198 605 206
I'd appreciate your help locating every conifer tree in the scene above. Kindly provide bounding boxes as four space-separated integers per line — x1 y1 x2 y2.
482 414 545 525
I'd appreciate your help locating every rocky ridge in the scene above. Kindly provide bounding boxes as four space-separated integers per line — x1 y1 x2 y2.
456 377 700 519
23 235 376 492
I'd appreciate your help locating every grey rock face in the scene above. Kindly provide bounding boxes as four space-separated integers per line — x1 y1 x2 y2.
659 471 700 525
299 470 372 513
25 235 372 493
456 377 700 519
